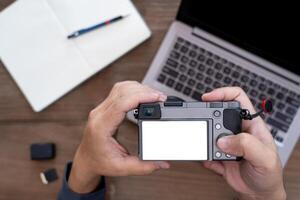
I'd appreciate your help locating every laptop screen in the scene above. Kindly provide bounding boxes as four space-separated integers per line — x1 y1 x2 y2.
177 1 300 76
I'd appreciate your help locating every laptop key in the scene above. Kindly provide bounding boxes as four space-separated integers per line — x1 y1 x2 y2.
187 69 196 77
276 92 284 100
233 81 241 87
241 85 249 93
258 84 267 91
157 74 166 83
286 96 300 108
215 72 223 80
192 91 202 100
205 87 213 93
231 71 240 78
250 79 258 87
224 77 232 84
189 50 197 58
213 81 222 88
267 118 289 132
166 78 175 87
180 46 188 53
220 58 228 64
215 63 223 70
185 40 191 46
163 67 179 78
181 56 189 64
197 54 206 62
198 64 206 72
183 87 192 95
259 93 267 101
196 73 204 81
177 37 184 43
206 68 214 76
174 43 181 50
271 128 278 138
250 89 258 97
189 60 197 67
289 91 296 97
187 79 196 87
175 83 184 92
275 136 284 143
281 87 288 93
179 65 187 73
275 112 293 125
179 74 188 83
276 102 285 110
286 107 297 116
223 67 231 74
206 59 214 66
267 88 275 95
166 59 178 68
241 75 249 83
196 82 205 90
204 77 213 85
170 51 180 60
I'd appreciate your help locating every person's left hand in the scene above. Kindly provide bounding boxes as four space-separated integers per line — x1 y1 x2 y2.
68 81 170 194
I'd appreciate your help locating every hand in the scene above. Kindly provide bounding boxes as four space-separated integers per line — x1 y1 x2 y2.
202 87 286 200
68 81 170 194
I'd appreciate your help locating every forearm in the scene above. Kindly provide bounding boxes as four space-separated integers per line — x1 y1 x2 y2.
68 148 102 194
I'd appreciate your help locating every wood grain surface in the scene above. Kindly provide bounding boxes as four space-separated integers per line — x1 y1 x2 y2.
0 1 299 199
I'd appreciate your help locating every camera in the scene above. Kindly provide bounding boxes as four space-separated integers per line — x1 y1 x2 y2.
133 99 242 161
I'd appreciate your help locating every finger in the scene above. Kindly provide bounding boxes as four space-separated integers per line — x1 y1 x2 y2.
217 133 273 168
202 161 225 176
121 156 170 176
202 87 272 145
93 81 165 114
202 87 256 113
114 90 167 113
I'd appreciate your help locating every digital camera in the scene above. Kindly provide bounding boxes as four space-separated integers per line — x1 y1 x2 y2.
133 99 242 161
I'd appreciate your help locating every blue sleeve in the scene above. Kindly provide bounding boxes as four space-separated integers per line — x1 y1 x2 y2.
57 162 105 200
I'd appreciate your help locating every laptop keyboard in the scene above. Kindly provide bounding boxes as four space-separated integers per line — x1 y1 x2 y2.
157 37 300 144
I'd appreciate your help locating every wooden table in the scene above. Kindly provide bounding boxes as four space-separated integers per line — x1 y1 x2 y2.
0 1 299 199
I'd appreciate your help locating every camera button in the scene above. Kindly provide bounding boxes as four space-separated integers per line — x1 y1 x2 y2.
215 123 222 130
215 151 222 158
213 110 221 117
226 154 232 158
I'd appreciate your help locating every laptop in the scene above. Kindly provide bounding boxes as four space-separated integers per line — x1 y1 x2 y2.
136 1 300 166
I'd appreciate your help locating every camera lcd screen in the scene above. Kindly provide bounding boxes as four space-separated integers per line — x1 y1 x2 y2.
141 121 208 160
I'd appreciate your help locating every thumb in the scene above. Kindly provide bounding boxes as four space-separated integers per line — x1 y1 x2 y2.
217 133 272 167
122 156 170 176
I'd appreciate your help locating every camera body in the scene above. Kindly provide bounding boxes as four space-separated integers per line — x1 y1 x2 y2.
134 100 242 161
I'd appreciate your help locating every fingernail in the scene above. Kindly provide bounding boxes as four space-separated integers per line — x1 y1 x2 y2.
202 92 212 97
217 137 229 150
158 94 168 102
155 161 170 169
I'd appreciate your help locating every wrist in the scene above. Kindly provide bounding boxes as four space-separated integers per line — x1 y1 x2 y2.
238 188 286 200
68 149 102 194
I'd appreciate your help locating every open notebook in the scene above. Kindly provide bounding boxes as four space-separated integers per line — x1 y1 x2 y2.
0 0 151 111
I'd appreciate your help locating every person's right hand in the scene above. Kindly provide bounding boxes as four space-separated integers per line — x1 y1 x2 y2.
202 87 286 200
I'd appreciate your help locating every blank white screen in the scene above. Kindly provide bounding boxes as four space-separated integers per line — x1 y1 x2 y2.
141 121 208 160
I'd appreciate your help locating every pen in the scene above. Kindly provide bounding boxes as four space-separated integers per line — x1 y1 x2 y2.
67 14 130 39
